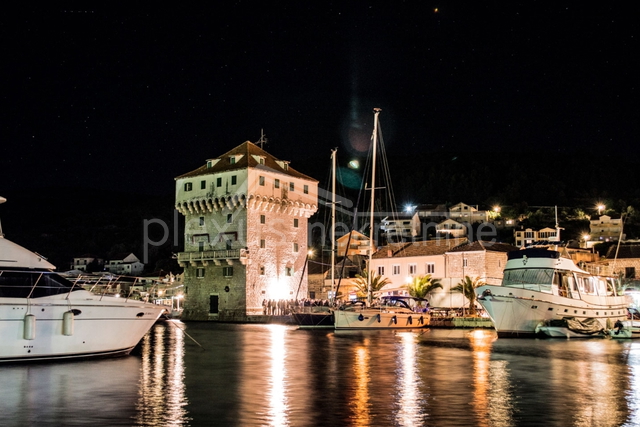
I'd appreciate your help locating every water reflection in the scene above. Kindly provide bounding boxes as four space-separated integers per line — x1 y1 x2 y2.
134 320 188 426
267 325 288 426
394 332 424 426
352 344 371 426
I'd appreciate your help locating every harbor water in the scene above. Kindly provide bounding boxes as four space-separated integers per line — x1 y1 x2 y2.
1 321 640 426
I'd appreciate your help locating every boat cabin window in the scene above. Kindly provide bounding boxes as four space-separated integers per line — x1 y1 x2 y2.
502 268 554 293
0 271 81 298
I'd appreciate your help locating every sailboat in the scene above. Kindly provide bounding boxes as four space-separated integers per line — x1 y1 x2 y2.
291 149 338 328
334 108 428 330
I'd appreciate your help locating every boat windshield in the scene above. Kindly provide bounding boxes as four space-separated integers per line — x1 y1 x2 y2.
502 268 554 292
0 270 82 298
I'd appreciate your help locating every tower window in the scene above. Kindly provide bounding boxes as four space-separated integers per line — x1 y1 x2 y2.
259 176 265 186
184 182 192 191
201 180 206 190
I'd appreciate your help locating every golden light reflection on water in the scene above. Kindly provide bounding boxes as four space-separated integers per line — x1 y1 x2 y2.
134 321 188 426
469 329 493 427
352 343 371 426
395 332 424 427
268 325 289 427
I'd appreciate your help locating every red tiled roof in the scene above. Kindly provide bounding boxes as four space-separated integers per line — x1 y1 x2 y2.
372 238 469 258
447 240 519 253
175 140 317 182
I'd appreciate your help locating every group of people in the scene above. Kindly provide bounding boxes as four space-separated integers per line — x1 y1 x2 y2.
261 298 332 315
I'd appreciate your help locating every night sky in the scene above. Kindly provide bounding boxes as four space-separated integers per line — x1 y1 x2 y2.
3 3 639 197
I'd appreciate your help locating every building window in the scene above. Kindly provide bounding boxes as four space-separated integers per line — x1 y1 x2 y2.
259 176 265 186
216 177 222 187
426 263 435 274
275 179 280 189
378 266 385 276
196 268 205 278
289 182 294 191
463 258 468 267
227 213 232 223
260 266 265 275
223 266 233 277
409 264 417 275
283 163 288 171
230 157 236 164
259 157 265 165
201 180 206 190
285 267 293 276
260 214 266 224
293 243 299 252
293 218 299 228
393 265 401 275
260 239 266 248
199 217 205 226
184 182 192 191
231 175 237 185
304 185 309 194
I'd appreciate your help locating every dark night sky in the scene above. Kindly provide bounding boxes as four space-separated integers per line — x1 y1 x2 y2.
3 2 639 197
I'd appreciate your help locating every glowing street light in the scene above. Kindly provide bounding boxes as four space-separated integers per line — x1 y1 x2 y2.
597 204 605 216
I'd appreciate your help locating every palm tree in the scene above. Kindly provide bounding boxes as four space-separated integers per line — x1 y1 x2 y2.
353 270 391 300
451 276 485 316
405 274 442 307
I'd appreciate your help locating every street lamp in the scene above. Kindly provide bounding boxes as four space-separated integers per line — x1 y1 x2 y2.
597 204 605 216
582 234 590 249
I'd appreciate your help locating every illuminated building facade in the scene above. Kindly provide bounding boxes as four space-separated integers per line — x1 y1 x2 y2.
174 141 318 320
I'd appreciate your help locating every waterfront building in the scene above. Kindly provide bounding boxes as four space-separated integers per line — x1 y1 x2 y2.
335 230 370 258
513 227 559 247
448 202 489 224
589 215 625 245
105 253 145 275
435 218 467 238
70 254 104 272
174 141 318 320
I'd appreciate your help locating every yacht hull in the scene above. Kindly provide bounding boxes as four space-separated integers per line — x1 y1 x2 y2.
476 285 628 338
0 293 165 362
334 308 428 330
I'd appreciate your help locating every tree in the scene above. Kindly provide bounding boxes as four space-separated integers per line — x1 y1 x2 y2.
405 274 442 307
451 275 485 316
353 270 390 300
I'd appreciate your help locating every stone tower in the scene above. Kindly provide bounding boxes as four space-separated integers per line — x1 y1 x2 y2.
175 141 318 320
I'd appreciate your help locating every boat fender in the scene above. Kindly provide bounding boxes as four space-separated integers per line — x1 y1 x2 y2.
408 316 412 325
377 313 381 323
358 314 364 321
419 316 424 325
392 315 397 324
63 311 74 336
24 314 36 340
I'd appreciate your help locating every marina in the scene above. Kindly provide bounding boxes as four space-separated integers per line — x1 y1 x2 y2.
3 321 640 426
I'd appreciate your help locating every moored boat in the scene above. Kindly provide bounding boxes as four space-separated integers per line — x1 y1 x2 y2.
476 248 630 338
334 297 428 330
0 197 166 362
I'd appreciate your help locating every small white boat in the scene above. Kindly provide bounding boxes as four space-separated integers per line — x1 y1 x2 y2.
535 318 606 338
0 197 166 362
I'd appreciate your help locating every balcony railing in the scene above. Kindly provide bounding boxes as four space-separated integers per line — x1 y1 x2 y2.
177 249 241 265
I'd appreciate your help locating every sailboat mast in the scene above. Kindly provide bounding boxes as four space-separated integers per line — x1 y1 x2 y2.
368 108 381 307
330 148 337 302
